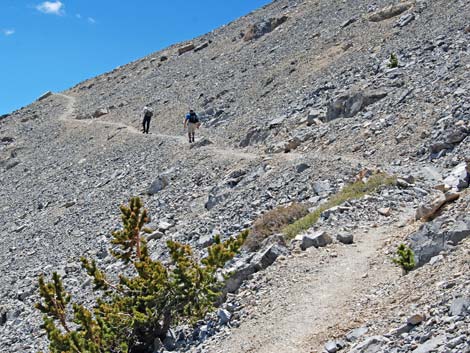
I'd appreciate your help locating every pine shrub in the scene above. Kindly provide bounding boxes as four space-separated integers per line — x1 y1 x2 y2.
36 197 247 353
388 53 399 68
392 243 415 273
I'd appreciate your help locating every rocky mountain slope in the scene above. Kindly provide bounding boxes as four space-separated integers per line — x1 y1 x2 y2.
0 0 469 352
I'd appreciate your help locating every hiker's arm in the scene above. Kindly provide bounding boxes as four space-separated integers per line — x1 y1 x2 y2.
183 119 187 128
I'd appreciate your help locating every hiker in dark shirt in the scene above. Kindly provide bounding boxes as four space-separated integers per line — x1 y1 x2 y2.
142 106 153 134
184 109 200 143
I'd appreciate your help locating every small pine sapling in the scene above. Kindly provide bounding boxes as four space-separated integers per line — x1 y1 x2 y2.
392 243 415 273
36 197 247 353
388 53 399 68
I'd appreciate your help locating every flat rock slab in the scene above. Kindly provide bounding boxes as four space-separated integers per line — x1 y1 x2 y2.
412 336 445 353
37 91 53 101
348 336 389 353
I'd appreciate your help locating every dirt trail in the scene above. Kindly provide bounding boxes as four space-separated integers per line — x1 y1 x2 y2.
54 93 370 168
204 210 414 353
55 93 262 161
56 93 182 140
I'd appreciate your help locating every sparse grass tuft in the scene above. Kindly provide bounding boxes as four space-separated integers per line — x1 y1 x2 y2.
282 173 396 239
244 202 309 251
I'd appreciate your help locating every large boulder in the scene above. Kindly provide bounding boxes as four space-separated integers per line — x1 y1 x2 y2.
251 244 286 271
223 258 256 294
415 191 459 220
243 16 288 41
305 109 325 125
93 108 109 118
325 89 387 121
337 233 354 244
313 180 332 198
431 128 469 154
239 126 270 147
194 42 209 52
443 162 469 191
265 138 301 153
223 244 287 294
296 230 332 250
268 116 286 129
449 297 470 316
409 216 470 267
205 185 230 210
368 2 414 22
178 43 195 55
412 336 446 353
147 175 169 195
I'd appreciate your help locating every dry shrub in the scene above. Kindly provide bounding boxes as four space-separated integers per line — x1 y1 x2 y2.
244 202 309 251
283 173 397 239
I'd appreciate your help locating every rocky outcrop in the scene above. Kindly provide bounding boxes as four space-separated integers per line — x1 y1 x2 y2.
178 43 195 55
410 215 470 267
368 2 414 22
443 161 469 191
37 91 53 101
325 89 388 121
415 191 459 221
243 16 288 41
148 175 169 195
93 107 109 118
239 127 270 147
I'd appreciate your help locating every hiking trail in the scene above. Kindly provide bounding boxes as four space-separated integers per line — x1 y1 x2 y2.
54 93 368 167
203 208 416 353
55 93 262 161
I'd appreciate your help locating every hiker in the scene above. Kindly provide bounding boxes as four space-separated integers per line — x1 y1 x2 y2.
142 106 153 134
184 109 200 143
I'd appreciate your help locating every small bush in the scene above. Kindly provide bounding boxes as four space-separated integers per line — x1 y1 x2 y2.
36 197 247 353
392 243 415 273
388 53 399 68
244 202 309 251
283 173 396 239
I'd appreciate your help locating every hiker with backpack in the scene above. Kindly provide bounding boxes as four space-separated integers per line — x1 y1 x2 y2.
142 106 153 134
184 109 200 143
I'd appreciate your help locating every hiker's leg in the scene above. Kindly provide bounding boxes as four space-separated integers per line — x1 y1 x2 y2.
145 118 150 133
142 119 146 133
188 132 192 143
191 132 195 142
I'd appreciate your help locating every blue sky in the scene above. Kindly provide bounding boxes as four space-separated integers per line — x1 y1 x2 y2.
0 0 272 115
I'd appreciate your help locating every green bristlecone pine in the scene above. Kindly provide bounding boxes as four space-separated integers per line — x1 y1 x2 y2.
36 196 248 353
392 243 415 273
388 53 399 68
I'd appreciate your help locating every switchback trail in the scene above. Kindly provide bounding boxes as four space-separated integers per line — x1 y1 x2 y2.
54 93 369 167
55 93 184 142
55 93 261 161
